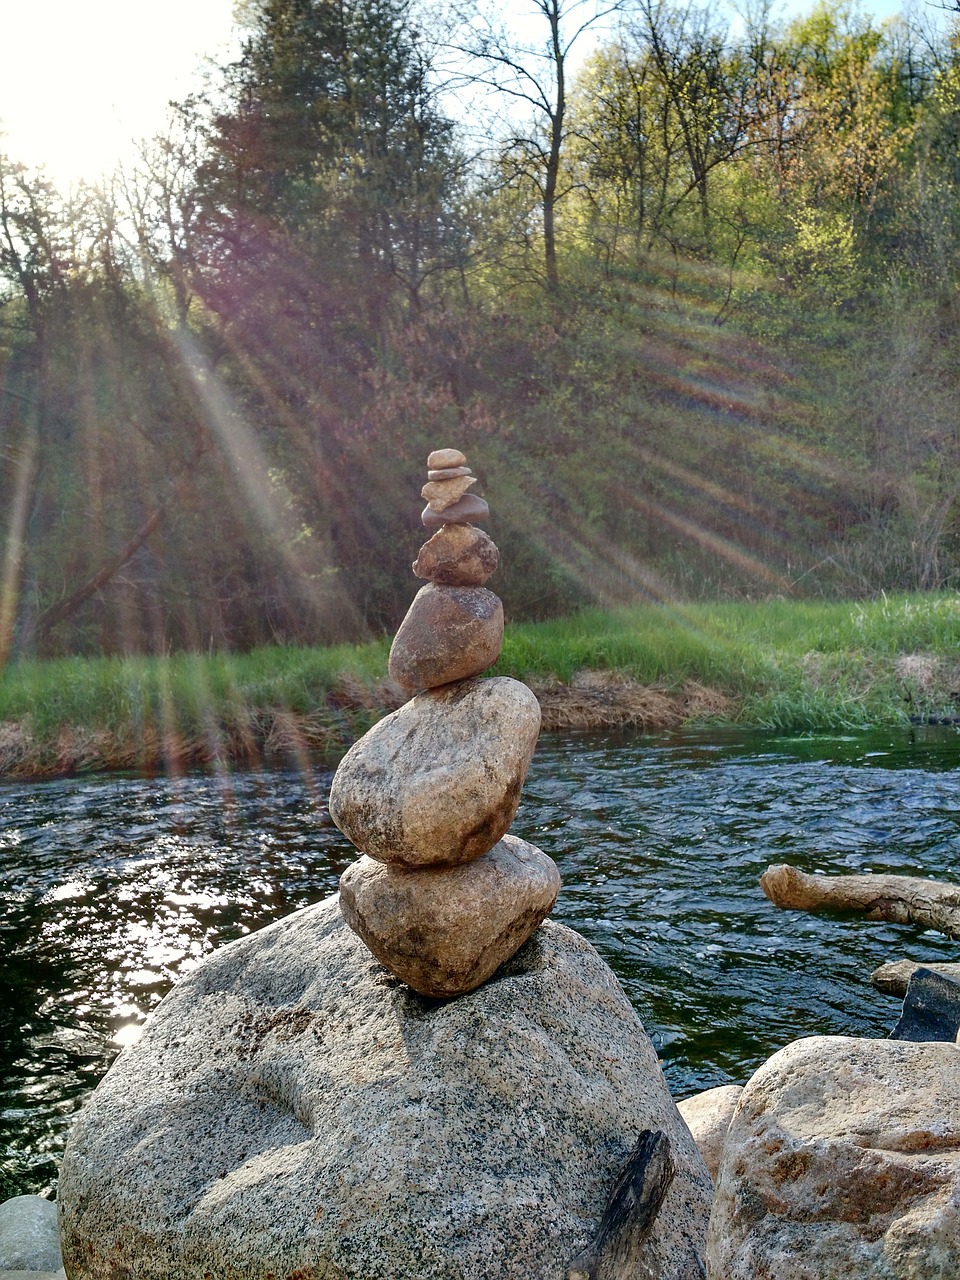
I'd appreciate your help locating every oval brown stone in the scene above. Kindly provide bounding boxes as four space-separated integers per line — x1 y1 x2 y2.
328 676 541 868
388 583 503 693
413 523 499 586
421 493 489 528
427 447 467 470
338 835 561 998
427 466 473 481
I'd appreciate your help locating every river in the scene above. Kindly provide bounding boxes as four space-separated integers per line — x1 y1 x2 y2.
2 726 959 1194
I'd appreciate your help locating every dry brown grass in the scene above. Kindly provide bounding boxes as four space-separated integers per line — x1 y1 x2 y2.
531 670 736 732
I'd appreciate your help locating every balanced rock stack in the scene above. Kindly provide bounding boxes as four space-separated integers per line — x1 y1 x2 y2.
330 448 560 998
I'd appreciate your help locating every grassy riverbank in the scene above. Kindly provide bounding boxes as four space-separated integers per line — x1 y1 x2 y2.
1 593 958 776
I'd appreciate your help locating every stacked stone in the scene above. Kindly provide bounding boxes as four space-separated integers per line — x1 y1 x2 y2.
330 448 560 999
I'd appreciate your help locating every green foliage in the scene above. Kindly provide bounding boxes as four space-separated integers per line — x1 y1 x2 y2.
2 0 960 664
2 595 959 758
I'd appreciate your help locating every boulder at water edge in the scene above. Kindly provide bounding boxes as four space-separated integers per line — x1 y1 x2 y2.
677 1085 743 1183
707 1035 960 1279
329 676 540 867
59 896 712 1280
0 1196 63 1273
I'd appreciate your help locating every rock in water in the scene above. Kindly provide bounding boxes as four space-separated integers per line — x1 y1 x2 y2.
0 1196 63 1272
329 676 539 867
339 835 561 998
388 583 504 694
707 1035 960 1279
58 898 712 1280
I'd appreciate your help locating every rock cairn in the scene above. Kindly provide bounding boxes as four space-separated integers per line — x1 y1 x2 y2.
330 447 560 998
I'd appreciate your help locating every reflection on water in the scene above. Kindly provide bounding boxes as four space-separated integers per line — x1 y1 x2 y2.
2 726 959 1193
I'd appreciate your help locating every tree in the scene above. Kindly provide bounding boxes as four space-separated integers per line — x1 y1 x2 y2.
452 0 619 291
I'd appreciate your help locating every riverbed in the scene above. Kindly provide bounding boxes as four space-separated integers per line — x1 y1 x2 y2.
2 726 959 1194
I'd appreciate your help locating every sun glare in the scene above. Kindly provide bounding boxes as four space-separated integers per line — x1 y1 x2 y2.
0 0 238 187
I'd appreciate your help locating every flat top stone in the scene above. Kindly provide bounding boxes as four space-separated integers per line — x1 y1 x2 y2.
427 447 466 470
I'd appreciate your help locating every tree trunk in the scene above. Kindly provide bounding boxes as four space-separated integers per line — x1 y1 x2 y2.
761 863 960 941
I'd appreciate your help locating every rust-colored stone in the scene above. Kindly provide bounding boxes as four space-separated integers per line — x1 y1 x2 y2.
413 523 499 586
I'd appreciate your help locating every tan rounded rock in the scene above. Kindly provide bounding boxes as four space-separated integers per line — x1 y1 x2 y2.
338 835 561 998
421 493 489 528
328 676 540 867
388 583 502 693
677 1084 742 1182
421 474 477 510
427 447 466 469
707 1035 960 1278
413 523 499 586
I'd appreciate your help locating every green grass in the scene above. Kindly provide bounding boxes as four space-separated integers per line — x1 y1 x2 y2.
0 593 957 772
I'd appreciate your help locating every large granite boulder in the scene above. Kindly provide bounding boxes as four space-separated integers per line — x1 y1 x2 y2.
59 897 712 1280
707 1035 960 1279
328 676 540 867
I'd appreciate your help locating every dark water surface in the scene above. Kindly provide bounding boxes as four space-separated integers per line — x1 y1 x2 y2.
3 726 960 1193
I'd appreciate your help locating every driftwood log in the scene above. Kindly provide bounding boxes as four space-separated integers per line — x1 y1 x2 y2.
760 864 960 942
566 1130 679 1280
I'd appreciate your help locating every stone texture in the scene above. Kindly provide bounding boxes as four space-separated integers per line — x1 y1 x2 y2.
329 676 540 867
427 466 472 480
0 1196 62 1272
677 1085 742 1182
422 493 489 528
58 897 712 1280
421 475 477 510
707 1035 960 1279
388 583 503 693
427 447 466 469
413 523 499 586
339 835 561 997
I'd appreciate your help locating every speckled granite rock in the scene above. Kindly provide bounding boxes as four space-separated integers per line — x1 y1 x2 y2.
413 523 499 586
329 676 539 867
388 583 503 693
0 1196 62 1272
339 835 561 997
707 1035 960 1279
58 897 712 1280
677 1084 742 1183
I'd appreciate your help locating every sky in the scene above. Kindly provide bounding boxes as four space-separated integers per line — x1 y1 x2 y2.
0 0 927 189
0 0 241 187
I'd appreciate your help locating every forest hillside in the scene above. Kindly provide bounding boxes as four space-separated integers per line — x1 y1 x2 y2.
1 0 959 661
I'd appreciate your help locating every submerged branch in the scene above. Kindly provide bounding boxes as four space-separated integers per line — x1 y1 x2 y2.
761 863 960 942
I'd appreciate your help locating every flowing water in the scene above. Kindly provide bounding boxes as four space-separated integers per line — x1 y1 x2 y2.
2 726 960 1194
